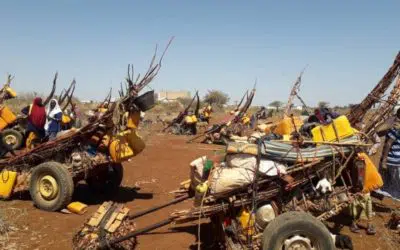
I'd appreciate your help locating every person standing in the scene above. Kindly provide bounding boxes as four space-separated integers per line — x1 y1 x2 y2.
379 108 400 200
45 99 62 140
21 97 46 139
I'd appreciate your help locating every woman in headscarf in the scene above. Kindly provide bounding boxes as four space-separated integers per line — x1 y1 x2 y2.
21 97 46 139
45 99 63 140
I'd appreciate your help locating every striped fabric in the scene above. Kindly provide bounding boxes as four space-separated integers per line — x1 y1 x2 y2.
260 136 358 163
387 127 400 166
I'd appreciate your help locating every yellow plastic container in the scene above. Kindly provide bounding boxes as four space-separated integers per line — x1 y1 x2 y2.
194 182 209 206
62 114 71 124
5 87 17 98
126 111 140 129
109 139 134 163
312 115 355 142
0 170 18 199
0 117 7 130
274 116 304 135
185 115 197 124
196 182 209 193
126 129 145 154
238 208 255 236
98 108 108 113
242 116 250 125
25 132 38 150
109 129 145 162
67 202 88 215
0 106 17 124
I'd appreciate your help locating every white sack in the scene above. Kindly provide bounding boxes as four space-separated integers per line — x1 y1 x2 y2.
259 160 287 176
210 154 256 194
226 154 257 170
190 156 207 189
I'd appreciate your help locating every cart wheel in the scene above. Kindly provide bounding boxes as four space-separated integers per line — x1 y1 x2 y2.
171 124 182 135
262 211 335 250
86 163 124 195
1 129 23 150
29 162 74 211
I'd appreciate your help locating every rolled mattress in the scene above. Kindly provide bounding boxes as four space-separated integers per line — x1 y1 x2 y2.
227 136 359 163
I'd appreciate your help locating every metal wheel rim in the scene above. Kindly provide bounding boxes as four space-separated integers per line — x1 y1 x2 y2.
38 175 59 200
4 135 17 145
282 235 316 250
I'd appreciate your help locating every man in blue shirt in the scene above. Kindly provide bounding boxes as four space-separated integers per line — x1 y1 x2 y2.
380 108 400 200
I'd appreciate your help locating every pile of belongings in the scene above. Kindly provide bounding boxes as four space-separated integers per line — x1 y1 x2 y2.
190 114 364 198
190 135 358 197
190 146 289 197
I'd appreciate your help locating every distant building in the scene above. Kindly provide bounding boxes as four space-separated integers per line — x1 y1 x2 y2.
81 100 94 104
265 105 303 111
156 90 191 103
266 106 283 110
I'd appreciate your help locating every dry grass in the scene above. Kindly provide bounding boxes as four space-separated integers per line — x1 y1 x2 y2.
0 206 28 249
379 226 400 250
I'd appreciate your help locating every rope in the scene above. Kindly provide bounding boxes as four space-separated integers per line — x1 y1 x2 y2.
197 157 216 250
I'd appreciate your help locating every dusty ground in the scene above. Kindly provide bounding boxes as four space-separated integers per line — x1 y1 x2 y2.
0 125 399 250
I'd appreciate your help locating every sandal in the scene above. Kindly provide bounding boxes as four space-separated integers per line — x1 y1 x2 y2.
350 222 360 233
367 224 376 235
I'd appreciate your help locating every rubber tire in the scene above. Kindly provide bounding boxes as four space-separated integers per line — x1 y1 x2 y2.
1 129 23 150
86 163 124 195
29 162 74 212
171 124 182 135
262 211 335 250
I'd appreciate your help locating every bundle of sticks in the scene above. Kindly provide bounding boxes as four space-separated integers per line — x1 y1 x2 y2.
348 52 400 127
0 37 174 172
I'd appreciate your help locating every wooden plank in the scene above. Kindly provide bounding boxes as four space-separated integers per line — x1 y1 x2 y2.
104 205 122 231
116 207 129 221
107 207 130 233
108 220 122 233
87 202 112 227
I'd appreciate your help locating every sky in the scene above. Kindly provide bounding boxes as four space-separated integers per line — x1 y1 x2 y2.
0 1 399 106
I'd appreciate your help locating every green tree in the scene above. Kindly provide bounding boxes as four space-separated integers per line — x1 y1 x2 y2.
318 101 329 109
203 90 230 107
269 101 283 111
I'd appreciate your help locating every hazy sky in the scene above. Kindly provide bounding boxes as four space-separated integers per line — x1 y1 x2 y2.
1 1 399 106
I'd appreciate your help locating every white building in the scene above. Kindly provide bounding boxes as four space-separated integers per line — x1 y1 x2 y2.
156 90 191 103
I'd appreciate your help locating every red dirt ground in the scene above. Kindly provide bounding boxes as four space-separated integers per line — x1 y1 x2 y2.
0 128 399 250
